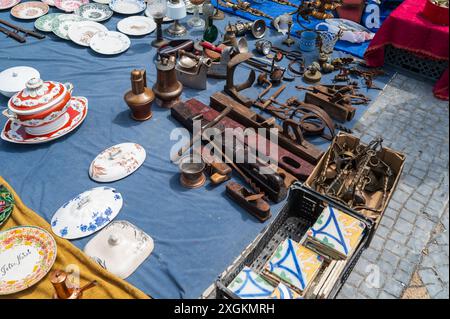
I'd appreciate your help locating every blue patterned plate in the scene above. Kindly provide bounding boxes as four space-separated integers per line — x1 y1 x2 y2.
51 187 123 239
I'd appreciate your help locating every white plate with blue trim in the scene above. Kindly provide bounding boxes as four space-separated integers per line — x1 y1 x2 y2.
51 187 123 239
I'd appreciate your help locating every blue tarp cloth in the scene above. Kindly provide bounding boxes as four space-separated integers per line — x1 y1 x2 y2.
0 2 393 298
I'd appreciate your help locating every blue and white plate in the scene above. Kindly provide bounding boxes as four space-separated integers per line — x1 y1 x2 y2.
51 187 123 239
109 0 146 15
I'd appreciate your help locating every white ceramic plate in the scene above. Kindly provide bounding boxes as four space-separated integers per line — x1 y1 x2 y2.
89 31 130 55
92 0 111 4
10 1 49 20
0 66 40 98
109 0 146 15
51 14 85 40
89 143 146 182
84 220 154 279
42 0 55 6
68 20 108 46
51 187 123 240
117 16 156 36
0 226 57 295
0 0 21 11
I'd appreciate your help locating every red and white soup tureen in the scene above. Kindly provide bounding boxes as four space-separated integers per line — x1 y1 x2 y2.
2 77 74 136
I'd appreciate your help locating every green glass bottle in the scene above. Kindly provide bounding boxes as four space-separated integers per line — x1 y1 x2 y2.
202 0 218 42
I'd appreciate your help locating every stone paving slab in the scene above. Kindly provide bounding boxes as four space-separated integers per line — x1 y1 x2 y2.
337 73 449 299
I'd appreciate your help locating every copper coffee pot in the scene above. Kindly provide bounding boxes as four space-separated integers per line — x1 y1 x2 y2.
124 69 155 121
153 55 183 108
50 269 97 299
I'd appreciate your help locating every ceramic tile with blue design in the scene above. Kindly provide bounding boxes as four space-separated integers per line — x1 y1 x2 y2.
269 282 303 299
264 238 323 293
227 266 275 299
306 206 366 259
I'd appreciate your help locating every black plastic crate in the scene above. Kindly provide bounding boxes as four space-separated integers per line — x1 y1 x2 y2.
214 182 374 299
385 45 448 82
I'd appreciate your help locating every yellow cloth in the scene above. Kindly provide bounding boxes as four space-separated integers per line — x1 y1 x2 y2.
0 176 150 299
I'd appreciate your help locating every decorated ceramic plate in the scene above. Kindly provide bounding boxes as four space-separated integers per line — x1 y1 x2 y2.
0 184 14 227
89 31 130 55
0 0 20 11
84 220 154 279
109 0 145 15
0 226 57 295
74 3 113 22
68 21 108 46
117 16 156 36
10 1 49 20
51 14 85 40
55 0 89 12
42 0 55 6
1 96 88 144
51 187 123 239
34 13 62 32
89 143 146 182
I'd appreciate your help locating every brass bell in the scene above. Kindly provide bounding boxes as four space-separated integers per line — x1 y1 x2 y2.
153 55 183 108
124 69 155 121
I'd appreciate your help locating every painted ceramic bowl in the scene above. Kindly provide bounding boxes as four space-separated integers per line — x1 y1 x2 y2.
3 78 74 135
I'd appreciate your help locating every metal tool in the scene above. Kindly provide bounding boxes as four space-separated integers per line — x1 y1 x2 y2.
0 19 45 43
224 52 256 107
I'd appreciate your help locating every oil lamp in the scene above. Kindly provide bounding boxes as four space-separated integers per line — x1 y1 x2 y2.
166 0 187 37
147 0 169 48
187 0 205 29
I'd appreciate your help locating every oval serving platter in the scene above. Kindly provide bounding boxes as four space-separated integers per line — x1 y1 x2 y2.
89 143 146 182
74 3 113 22
51 187 123 240
0 226 57 295
11 1 49 20
68 20 108 46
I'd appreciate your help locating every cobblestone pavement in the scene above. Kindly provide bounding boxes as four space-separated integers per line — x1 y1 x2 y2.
336 73 449 299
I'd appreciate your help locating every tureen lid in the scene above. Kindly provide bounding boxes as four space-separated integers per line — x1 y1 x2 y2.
89 143 146 183
51 187 123 240
0 66 40 96
84 220 154 279
8 77 69 115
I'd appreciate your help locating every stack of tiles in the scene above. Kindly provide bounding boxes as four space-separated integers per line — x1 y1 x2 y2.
304 206 366 260
263 238 324 294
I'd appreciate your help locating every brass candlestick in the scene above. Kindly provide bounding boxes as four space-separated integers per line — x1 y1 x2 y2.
152 16 168 48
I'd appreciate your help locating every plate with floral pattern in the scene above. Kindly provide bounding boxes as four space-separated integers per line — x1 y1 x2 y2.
0 184 14 227
34 13 62 32
89 31 130 55
0 226 57 295
68 21 108 46
11 1 49 20
0 0 20 11
42 0 55 6
1 96 88 144
89 143 146 182
51 187 123 240
74 3 113 22
51 13 85 40
55 0 89 12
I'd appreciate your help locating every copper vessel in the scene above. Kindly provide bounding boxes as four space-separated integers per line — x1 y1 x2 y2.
153 56 183 108
179 155 206 188
50 269 97 299
124 69 155 121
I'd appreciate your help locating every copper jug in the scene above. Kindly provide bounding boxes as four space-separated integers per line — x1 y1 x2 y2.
153 56 183 108
124 69 155 121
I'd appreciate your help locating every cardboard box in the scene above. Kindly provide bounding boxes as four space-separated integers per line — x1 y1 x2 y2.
304 133 406 238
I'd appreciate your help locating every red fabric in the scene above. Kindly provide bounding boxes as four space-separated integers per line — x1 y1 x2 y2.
364 0 449 100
